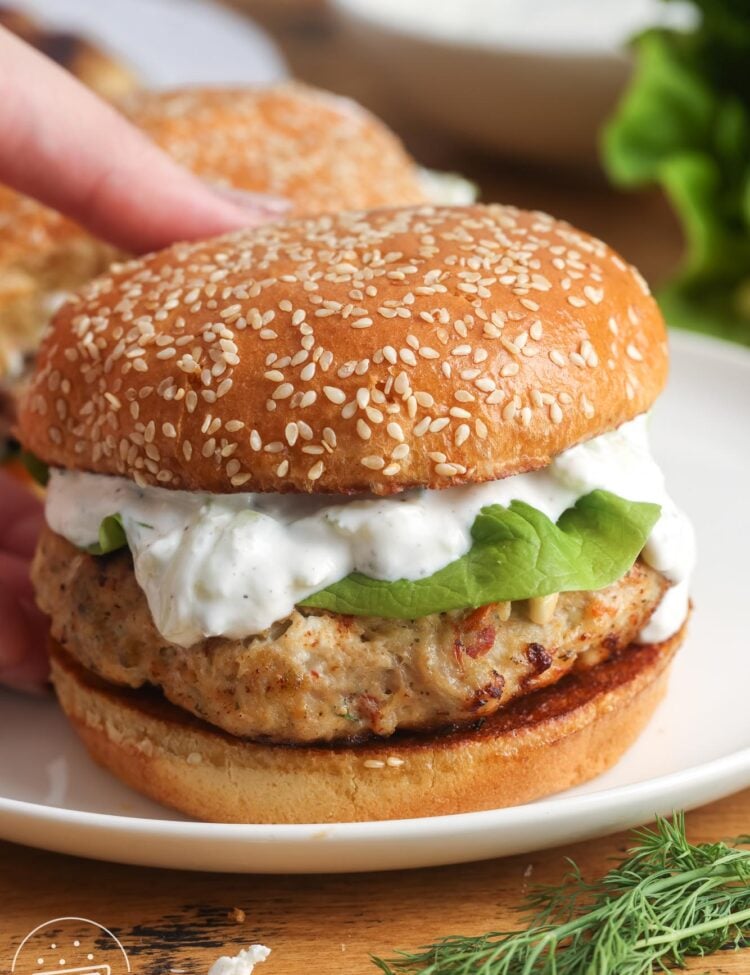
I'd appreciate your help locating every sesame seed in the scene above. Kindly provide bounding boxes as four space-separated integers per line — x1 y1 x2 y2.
455 424 470 446
323 386 346 404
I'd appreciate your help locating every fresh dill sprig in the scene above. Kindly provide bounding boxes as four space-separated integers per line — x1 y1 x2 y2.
373 814 750 975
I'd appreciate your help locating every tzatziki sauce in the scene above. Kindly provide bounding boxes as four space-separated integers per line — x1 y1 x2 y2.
45 415 694 647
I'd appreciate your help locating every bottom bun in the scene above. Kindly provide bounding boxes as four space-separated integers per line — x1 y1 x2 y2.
50 626 685 824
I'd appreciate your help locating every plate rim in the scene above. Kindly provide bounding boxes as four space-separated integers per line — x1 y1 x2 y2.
2 330 749 859
2 742 750 844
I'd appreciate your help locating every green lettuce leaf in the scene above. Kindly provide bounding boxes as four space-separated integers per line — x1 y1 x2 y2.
88 491 659 617
602 4 750 345
86 513 127 555
300 490 660 619
19 450 50 486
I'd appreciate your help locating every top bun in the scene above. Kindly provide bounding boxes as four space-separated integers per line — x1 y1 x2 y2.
0 82 428 381
121 83 429 215
18 204 667 495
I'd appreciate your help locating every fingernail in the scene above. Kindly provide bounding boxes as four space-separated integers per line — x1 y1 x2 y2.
209 184 292 216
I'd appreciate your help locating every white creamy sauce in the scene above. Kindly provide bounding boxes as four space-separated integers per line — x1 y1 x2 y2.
46 415 694 648
419 167 478 206
42 290 71 318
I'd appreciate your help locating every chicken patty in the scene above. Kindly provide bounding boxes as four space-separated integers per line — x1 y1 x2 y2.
33 527 668 743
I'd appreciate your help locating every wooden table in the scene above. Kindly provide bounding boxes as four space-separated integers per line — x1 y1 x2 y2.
1 2 745 970
2 792 750 973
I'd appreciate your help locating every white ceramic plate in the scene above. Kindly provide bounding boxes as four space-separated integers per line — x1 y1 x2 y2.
1 331 748 874
13 0 287 87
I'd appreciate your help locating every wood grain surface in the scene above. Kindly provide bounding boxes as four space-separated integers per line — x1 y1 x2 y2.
0 4 742 973
2 791 750 974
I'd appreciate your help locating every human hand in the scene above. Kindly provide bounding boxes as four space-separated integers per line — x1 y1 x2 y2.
0 471 49 691
0 27 289 253
0 30 291 692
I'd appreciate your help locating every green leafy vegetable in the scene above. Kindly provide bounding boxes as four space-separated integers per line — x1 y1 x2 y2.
88 491 658 614
86 513 127 555
20 450 49 487
603 1 750 344
301 491 659 618
373 813 750 975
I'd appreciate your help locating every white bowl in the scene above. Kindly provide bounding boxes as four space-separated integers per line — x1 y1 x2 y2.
331 0 694 166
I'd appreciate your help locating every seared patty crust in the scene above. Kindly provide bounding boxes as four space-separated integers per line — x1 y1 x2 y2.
33 527 668 744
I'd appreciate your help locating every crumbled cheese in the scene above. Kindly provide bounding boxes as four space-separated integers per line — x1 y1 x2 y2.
208 945 270 975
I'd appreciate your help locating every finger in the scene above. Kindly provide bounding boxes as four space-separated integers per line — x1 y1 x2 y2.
0 29 289 254
2 509 43 558
0 585 31 668
0 600 50 691
0 550 35 601
0 470 43 540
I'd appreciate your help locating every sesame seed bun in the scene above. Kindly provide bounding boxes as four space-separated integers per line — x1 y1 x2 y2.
121 83 430 214
49 624 683 823
19 204 667 495
0 82 429 384
0 187 116 381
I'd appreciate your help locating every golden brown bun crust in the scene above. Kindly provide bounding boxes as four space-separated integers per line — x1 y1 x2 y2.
0 186 116 381
19 204 667 494
0 82 426 382
122 83 429 215
50 625 684 823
